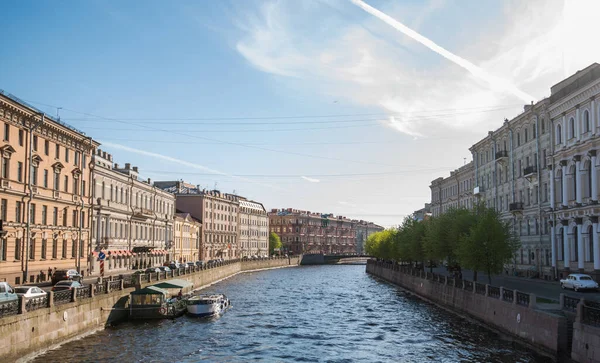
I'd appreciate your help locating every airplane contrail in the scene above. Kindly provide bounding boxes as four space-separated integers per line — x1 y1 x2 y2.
100 141 283 190
350 0 536 103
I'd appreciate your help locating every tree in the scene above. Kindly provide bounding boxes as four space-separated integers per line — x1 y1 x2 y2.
269 232 282 255
457 207 520 285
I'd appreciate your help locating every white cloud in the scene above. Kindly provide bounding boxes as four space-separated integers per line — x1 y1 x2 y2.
233 0 600 137
301 176 320 183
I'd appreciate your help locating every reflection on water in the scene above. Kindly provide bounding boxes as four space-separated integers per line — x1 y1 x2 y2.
31 265 553 362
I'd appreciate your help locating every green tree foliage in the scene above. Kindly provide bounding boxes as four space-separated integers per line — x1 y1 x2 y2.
456 208 519 285
367 206 519 284
269 232 282 255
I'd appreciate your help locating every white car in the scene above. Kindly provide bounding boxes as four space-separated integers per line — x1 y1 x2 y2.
14 286 47 301
560 274 599 292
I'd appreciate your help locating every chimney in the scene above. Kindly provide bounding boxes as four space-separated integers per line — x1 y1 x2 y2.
125 163 131 170
133 166 138 172
102 151 107 159
114 163 119 169
147 178 151 184
108 154 112 162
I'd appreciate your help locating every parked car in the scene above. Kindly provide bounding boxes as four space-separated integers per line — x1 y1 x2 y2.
158 266 171 273
195 260 205 267
560 274 599 292
169 262 181 270
51 269 81 285
144 267 161 274
51 280 83 291
15 286 47 302
0 282 18 302
186 262 195 268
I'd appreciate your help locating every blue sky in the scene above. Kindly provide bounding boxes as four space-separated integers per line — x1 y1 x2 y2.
1 0 598 227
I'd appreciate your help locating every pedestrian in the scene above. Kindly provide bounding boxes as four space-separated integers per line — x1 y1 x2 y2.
177 289 183 300
48 267 52 280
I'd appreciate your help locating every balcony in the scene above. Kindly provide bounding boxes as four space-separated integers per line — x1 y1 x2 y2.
132 207 154 219
53 190 60 199
495 150 509 166
523 166 538 183
473 186 484 196
1 179 10 189
72 195 80 203
509 202 524 216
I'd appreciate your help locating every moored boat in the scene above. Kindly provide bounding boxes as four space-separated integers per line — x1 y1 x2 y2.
129 279 193 319
186 294 230 317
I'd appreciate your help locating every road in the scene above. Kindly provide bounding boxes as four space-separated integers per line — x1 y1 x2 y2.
432 267 600 302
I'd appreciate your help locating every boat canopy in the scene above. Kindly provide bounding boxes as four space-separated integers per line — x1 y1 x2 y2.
152 279 193 290
131 285 169 296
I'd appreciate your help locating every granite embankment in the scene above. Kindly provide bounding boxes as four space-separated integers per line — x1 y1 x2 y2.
0 257 299 362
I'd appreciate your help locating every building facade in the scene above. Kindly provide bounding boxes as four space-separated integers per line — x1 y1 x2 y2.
412 203 431 222
430 162 475 218
155 181 239 260
0 92 98 285
90 149 175 275
173 212 201 263
429 63 600 280
268 209 357 255
238 198 268 257
354 220 384 254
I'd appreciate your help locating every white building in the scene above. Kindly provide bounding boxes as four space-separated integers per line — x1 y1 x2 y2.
238 198 268 257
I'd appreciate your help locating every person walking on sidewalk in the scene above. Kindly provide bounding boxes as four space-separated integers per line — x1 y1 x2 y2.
47 267 52 281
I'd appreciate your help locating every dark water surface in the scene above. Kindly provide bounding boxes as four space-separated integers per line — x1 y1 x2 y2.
31 265 553 362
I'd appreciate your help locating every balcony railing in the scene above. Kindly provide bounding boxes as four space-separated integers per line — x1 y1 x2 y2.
495 150 508 160
509 202 524 212
523 166 538 176
133 208 154 218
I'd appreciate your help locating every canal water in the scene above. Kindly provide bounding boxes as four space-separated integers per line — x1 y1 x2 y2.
32 265 553 362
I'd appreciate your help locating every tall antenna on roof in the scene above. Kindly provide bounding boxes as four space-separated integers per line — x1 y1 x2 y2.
56 107 62 121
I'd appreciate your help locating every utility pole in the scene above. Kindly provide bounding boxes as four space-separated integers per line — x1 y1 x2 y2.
24 113 44 283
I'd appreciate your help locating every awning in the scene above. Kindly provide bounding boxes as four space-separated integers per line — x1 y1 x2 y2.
130 286 169 296
152 279 193 290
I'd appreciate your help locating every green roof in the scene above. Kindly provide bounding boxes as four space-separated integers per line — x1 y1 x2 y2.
151 279 193 290
131 285 169 295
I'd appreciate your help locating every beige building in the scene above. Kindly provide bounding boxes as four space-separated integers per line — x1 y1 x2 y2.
238 198 268 257
173 212 201 263
155 181 239 260
0 92 98 285
430 162 475 218
89 149 175 275
354 220 384 254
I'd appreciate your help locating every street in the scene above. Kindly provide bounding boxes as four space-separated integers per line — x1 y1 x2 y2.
432 267 600 302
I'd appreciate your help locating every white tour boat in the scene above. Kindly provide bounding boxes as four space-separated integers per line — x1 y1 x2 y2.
186 294 230 317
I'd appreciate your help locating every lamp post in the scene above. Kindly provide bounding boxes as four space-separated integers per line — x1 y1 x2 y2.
24 113 44 283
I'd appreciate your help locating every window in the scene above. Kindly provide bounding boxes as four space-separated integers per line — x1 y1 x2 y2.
82 180 86 196
541 119 545 134
101 182 105 199
65 148 69 163
82 154 86 169
3 123 8 141
55 144 60 159
44 140 49 155
0 199 6 221
62 208 67 227
53 207 58 225
52 238 57 258
517 132 521 146
15 238 21 260
1 157 8 179
43 169 48 188
53 171 60 190
525 128 528 143
18 130 24 146
557 124 562 144
532 124 536 139
72 210 78 227
15 201 22 223
73 177 78 196
29 237 34 260
569 117 575 138
74 151 80 166
64 175 68 193
62 239 67 258
543 183 548 202
32 165 38 185
30 203 36 224
41 239 47 259
42 205 47 225
0 238 6 261
17 161 23 182
79 239 84 258
584 110 590 133
33 135 38 151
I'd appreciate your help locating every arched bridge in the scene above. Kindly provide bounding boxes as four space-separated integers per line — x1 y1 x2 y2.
300 254 372 265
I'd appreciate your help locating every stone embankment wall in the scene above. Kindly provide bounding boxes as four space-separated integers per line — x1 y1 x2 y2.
0 257 299 362
571 301 600 363
367 260 567 357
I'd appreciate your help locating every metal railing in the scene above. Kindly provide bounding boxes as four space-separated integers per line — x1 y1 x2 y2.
26 296 49 311
563 296 580 312
122 275 136 288
488 286 500 299
463 280 473 291
140 274 149 283
76 286 91 300
53 290 72 305
475 283 486 295
95 283 106 294
0 300 19 317
583 304 600 327
108 280 121 291
516 292 530 307
502 288 514 303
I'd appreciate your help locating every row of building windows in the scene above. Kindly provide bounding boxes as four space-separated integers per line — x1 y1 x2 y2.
99 181 173 215
0 198 85 227
0 238 84 261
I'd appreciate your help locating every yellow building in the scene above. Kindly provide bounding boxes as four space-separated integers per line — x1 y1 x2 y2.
0 92 98 285
173 212 201 263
